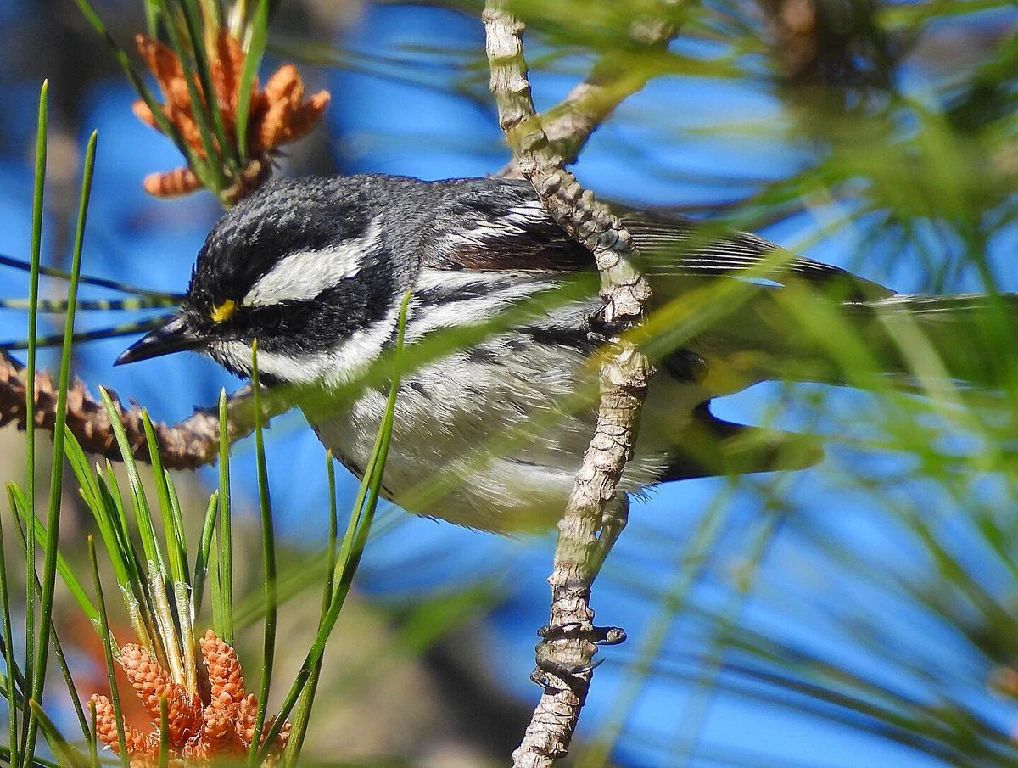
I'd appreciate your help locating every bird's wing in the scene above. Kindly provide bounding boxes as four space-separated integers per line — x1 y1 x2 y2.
432 181 894 301
621 211 894 301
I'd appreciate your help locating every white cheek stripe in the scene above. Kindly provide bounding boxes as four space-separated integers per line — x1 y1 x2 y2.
242 216 382 306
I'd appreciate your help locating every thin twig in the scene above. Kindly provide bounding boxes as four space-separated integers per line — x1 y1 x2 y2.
499 1 684 179
0 352 283 470
483 4 661 765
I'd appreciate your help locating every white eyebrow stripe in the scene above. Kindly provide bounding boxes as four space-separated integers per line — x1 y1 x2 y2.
243 216 382 306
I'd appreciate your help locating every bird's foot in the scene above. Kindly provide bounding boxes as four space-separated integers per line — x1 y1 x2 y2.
537 622 628 645
530 623 627 692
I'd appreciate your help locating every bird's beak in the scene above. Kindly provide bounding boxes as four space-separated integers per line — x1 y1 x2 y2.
114 313 204 366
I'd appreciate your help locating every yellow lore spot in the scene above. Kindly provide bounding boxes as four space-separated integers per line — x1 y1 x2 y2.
211 300 237 324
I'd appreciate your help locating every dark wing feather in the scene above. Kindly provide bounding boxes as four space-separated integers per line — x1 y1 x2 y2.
433 178 893 301
622 211 894 301
428 178 593 272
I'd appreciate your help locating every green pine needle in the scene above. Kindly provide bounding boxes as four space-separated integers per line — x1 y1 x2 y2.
249 340 277 765
89 538 130 768
25 128 97 766
216 388 235 643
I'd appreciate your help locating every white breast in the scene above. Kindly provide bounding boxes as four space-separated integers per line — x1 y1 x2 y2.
308 333 707 532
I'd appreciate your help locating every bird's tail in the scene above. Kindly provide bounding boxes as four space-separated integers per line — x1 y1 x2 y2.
840 293 1018 390
656 293 1017 484
696 290 1018 395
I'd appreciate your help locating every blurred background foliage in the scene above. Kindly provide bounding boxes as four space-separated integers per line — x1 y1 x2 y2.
2 0 1018 765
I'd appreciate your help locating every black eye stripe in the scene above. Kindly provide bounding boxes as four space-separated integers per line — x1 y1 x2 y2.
254 305 283 329
229 301 313 332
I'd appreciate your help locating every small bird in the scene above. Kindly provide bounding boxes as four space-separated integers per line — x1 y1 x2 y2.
116 175 1017 532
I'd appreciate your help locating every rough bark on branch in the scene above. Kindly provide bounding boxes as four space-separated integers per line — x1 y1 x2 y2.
0 352 279 470
483 4 666 765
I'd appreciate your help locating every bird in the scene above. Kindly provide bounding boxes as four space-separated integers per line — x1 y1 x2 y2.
115 174 1018 532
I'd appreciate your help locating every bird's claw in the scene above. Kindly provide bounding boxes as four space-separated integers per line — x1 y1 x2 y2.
530 623 627 691
530 656 606 692
537 623 627 645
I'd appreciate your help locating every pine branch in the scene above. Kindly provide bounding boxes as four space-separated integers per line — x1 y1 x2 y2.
0 352 283 470
483 3 666 765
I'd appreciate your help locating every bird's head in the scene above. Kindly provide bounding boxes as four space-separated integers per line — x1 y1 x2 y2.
116 177 409 387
